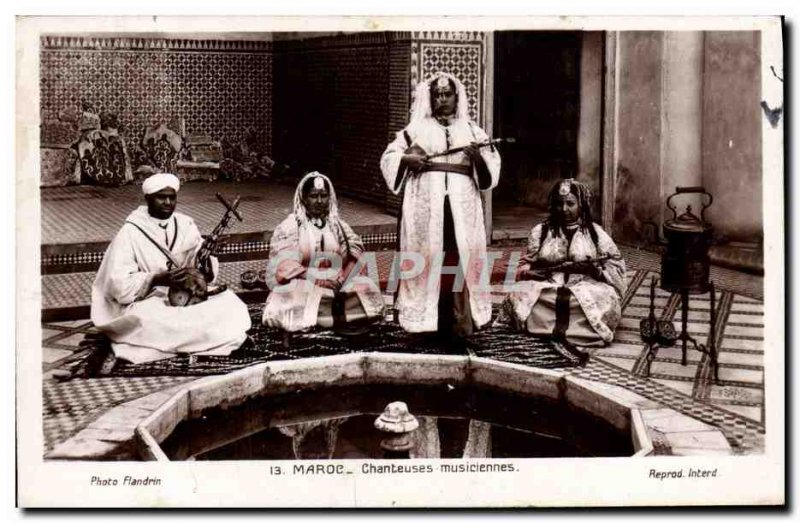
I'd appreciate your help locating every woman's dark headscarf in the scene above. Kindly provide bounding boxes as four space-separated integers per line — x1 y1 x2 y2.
542 178 599 247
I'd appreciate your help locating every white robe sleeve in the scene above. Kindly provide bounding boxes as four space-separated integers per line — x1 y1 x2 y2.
594 224 627 298
267 218 307 285
103 226 156 305
468 123 501 191
518 224 545 272
337 219 365 260
380 128 414 195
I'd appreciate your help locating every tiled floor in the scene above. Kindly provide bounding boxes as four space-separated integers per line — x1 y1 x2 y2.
586 273 765 427
41 180 397 246
43 375 195 452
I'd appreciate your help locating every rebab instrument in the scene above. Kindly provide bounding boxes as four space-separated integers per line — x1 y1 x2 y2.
167 193 243 307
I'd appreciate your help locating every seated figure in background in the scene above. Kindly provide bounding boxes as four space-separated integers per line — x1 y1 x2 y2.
262 172 385 333
90 173 252 369
503 178 626 347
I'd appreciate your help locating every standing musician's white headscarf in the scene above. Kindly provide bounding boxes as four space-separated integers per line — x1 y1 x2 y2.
292 171 341 228
409 72 471 124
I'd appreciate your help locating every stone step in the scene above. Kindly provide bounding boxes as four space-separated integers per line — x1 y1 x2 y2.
709 245 763 275
41 229 397 275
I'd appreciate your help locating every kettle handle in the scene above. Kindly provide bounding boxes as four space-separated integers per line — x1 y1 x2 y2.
667 186 713 221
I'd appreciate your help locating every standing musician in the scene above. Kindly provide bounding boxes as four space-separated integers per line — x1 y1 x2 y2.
380 72 501 346
90 172 251 369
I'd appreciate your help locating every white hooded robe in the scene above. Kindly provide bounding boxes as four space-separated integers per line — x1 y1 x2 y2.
381 112 501 332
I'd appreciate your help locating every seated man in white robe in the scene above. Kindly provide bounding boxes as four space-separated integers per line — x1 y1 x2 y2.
262 172 385 334
90 172 252 370
503 178 626 347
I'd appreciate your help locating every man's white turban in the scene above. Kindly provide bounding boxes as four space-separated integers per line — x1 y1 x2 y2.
142 172 180 195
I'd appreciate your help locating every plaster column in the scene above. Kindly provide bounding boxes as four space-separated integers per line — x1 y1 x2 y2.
660 32 705 222
577 31 603 198
610 31 705 242
612 31 664 241
702 31 762 241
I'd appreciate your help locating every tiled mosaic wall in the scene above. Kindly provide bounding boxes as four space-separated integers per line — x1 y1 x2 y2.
417 41 484 126
39 33 486 210
40 37 273 155
273 36 390 204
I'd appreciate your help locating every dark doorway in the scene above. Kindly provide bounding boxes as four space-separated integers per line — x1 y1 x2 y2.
493 31 582 216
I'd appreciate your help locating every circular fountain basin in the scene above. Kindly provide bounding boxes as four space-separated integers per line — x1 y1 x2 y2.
132 353 725 461
159 383 634 460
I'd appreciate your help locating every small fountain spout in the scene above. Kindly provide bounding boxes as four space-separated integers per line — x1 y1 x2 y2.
374 401 419 459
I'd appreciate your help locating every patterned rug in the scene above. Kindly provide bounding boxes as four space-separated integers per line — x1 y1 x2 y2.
60 305 587 379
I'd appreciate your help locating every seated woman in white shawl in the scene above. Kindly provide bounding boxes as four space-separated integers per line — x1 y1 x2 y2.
262 172 385 333
503 179 626 347
90 173 252 370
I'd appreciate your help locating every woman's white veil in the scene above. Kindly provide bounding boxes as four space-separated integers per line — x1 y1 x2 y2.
409 72 470 124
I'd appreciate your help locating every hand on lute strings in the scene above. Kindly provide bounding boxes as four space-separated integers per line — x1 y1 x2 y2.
519 268 550 281
462 142 482 163
152 267 191 287
314 278 342 292
402 145 429 172
197 254 214 281
518 259 605 281
566 260 604 280
516 263 550 282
